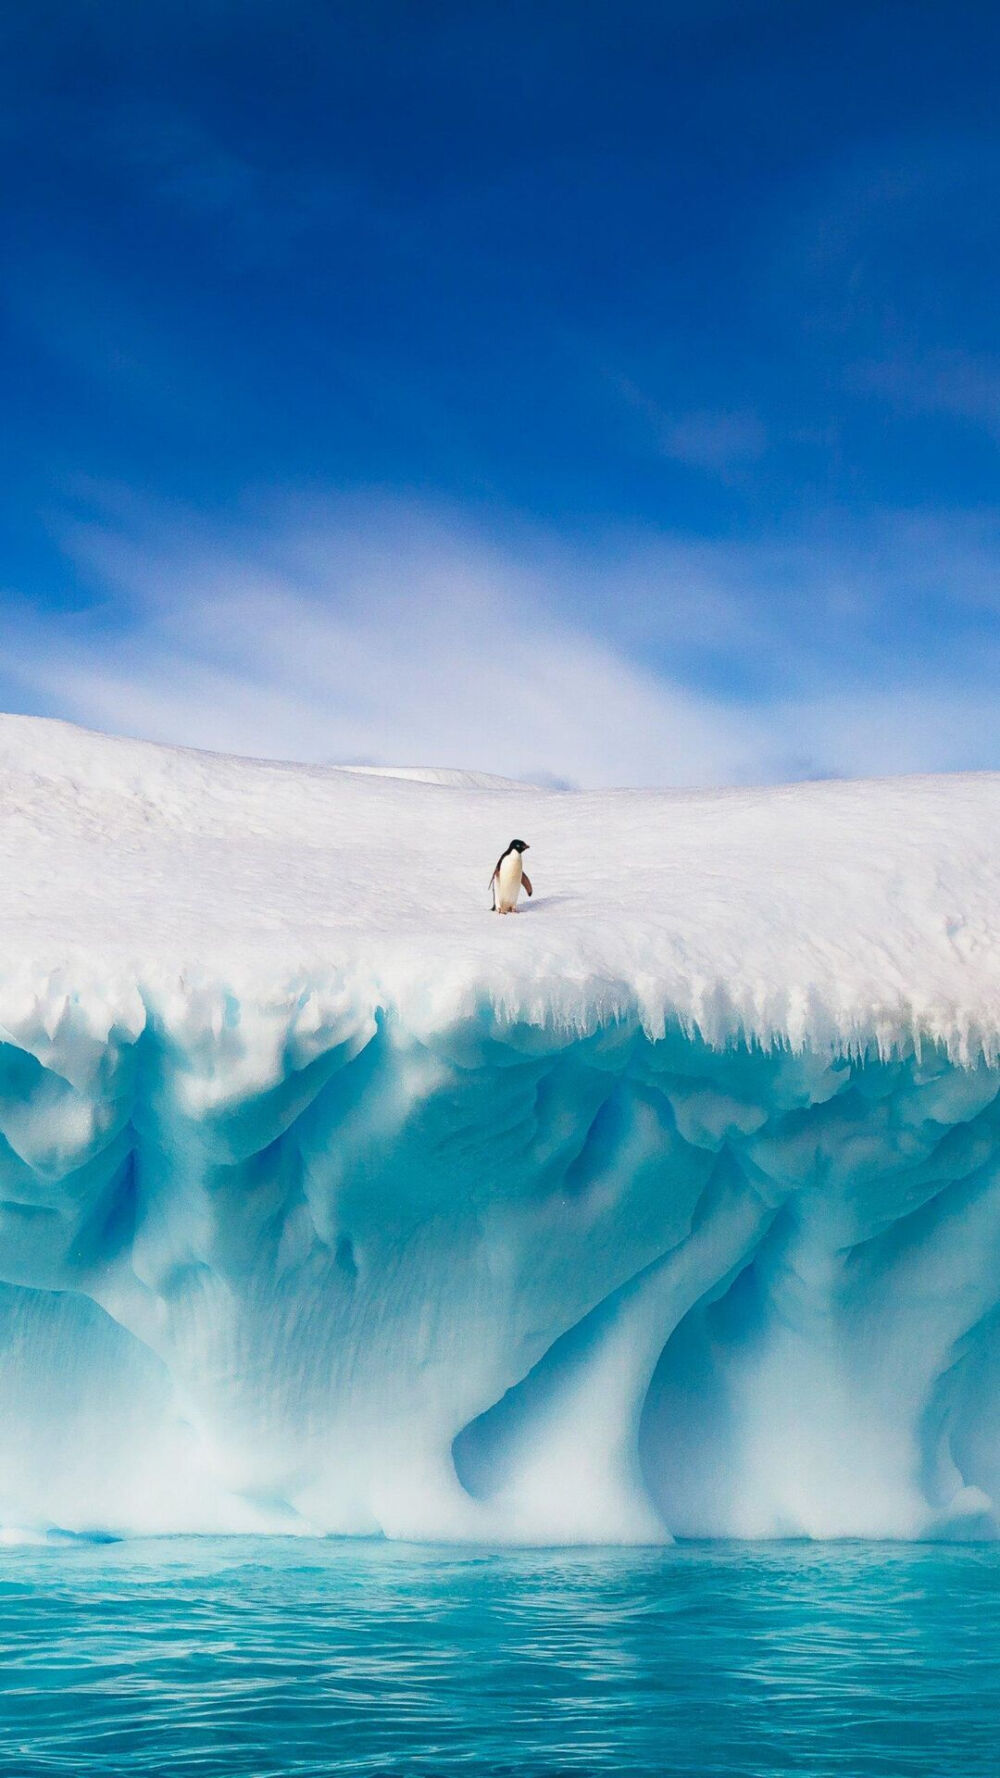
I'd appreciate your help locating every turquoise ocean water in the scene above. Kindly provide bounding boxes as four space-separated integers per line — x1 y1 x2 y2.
0 1538 995 1775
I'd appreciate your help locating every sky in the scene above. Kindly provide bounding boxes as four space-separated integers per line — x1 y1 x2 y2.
1 0 998 787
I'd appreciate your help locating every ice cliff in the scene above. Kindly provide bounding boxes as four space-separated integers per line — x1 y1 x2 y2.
0 713 998 1543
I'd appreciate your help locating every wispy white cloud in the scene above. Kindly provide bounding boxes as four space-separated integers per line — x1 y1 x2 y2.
3 490 999 787
2 495 751 786
612 376 767 480
854 349 1000 442
102 101 362 268
658 408 768 473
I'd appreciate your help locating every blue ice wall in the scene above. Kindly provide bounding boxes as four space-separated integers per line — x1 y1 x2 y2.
0 995 997 1543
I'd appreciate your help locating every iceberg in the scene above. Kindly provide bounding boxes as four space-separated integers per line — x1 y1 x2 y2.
0 713 998 1543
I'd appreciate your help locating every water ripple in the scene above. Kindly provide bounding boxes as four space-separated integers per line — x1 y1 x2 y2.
0 1540 995 1775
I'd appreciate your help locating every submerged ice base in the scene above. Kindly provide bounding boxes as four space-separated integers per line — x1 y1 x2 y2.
0 714 999 1542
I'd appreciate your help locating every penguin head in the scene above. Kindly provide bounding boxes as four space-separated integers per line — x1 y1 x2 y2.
509 839 530 852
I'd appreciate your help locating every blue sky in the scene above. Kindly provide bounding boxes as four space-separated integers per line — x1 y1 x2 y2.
1 0 998 785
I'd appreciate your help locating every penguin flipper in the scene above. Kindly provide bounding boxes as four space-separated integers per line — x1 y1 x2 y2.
521 872 533 897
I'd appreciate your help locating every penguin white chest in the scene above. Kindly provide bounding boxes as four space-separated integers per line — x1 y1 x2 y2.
495 850 523 912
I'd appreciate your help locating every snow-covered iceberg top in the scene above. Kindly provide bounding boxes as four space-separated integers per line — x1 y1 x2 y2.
0 715 998 1544
0 712 997 1063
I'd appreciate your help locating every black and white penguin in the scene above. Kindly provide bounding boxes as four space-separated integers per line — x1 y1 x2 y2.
490 839 532 914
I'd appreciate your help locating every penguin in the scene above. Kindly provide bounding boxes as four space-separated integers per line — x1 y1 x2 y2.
490 839 532 914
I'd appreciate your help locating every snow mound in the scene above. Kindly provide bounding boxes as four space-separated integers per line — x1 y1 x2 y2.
0 713 996 1543
338 763 531 789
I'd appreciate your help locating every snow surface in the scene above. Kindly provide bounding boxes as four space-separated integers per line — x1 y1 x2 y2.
0 712 997 1543
1 711 998 1058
